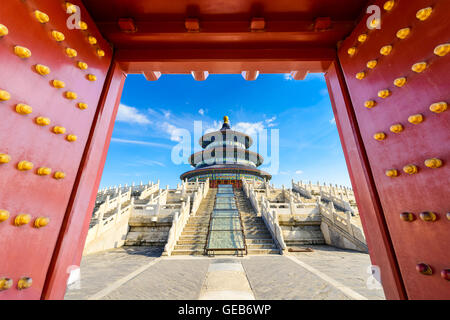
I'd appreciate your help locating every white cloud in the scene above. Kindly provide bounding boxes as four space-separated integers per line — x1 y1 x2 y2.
295 170 303 175
161 122 186 142
116 104 151 124
265 116 277 127
111 138 172 149
233 121 265 136
162 110 171 118
329 117 336 125
136 160 166 167
198 108 205 116
283 73 293 81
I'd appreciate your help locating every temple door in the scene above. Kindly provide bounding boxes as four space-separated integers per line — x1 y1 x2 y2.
328 0 449 299
0 0 124 299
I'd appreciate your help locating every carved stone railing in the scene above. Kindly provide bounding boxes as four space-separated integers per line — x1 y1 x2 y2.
292 180 314 199
83 198 134 254
162 196 191 256
318 201 367 251
191 179 210 216
260 196 287 253
162 179 208 256
92 187 132 222
243 179 260 215
138 181 160 200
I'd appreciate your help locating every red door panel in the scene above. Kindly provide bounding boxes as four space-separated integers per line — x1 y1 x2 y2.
337 0 449 299
0 0 112 299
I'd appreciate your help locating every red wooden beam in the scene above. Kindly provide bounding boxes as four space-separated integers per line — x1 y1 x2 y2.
118 18 137 33
250 17 265 31
191 71 208 81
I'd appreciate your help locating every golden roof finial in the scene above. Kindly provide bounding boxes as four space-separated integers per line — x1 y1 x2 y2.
223 115 229 123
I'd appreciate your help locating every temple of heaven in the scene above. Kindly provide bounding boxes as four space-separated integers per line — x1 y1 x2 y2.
180 116 272 188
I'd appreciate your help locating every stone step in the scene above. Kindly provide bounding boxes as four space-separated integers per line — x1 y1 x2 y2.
174 244 205 250
183 227 209 232
247 248 280 255
246 243 277 249
245 233 273 239
204 249 247 256
176 239 206 245
182 230 208 235
242 223 266 227
245 238 275 244
171 249 205 256
186 219 210 224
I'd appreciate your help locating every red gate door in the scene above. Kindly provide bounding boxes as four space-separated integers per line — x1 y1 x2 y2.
0 0 116 299
334 0 449 299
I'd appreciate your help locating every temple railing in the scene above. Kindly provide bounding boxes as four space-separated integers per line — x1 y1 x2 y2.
260 196 287 253
83 198 134 254
163 179 208 256
92 187 132 221
162 196 191 256
243 179 260 215
318 201 367 251
191 179 209 215
138 181 160 200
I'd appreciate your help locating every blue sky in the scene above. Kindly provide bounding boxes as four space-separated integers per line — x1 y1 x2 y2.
99 73 351 189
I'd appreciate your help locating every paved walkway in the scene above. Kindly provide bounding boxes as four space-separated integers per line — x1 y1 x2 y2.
64 245 385 300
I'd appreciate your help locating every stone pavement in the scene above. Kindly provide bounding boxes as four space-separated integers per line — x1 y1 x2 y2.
64 245 385 300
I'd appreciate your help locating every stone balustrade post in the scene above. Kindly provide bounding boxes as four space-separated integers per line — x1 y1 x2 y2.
345 211 353 235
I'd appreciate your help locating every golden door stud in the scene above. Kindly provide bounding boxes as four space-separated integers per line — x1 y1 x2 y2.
34 10 50 23
52 80 66 89
77 102 88 110
0 278 13 291
53 126 66 134
408 114 424 124
0 153 11 164
403 164 418 175
37 167 52 176
65 48 77 58
400 212 414 222
0 209 10 222
396 28 411 40
0 89 11 101
54 171 66 179
35 64 51 76
34 217 50 228
385 169 398 177
390 124 404 133
17 277 32 290
429 102 447 113
364 100 377 109
416 7 433 21
424 158 442 169
35 117 51 126
14 46 32 58
14 214 31 226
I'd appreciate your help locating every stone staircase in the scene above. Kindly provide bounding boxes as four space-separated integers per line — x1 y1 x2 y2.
234 189 280 255
171 189 217 255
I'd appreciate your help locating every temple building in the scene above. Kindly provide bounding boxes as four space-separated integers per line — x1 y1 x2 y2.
180 116 271 188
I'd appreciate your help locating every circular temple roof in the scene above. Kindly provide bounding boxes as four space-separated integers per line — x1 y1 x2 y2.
189 147 263 167
199 130 253 149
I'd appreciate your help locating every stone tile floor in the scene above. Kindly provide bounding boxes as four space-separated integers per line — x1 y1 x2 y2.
64 245 385 300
